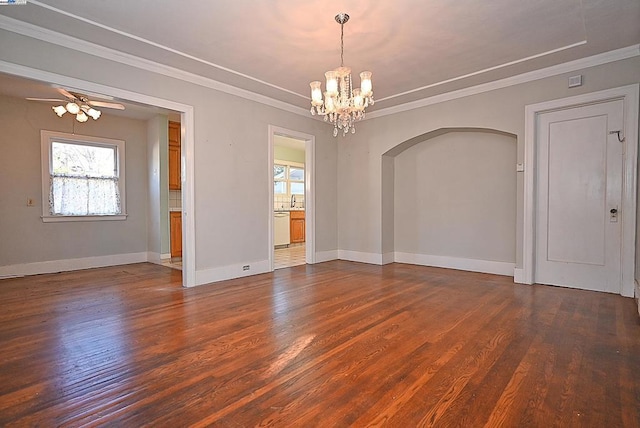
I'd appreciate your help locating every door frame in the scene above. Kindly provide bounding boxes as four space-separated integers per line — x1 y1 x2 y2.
521 84 639 296
0 60 197 287
268 125 316 270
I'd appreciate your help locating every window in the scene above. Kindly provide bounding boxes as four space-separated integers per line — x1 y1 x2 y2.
41 131 126 222
274 161 305 196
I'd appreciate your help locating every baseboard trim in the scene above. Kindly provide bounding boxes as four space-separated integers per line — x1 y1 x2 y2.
635 280 640 317
194 259 270 288
0 252 149 278
315 250 338 263
382 252 395 265
338 250 384 265
513 268 527 284
394 252 515 276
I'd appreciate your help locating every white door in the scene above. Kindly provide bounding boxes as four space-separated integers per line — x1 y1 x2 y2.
535 99 624 293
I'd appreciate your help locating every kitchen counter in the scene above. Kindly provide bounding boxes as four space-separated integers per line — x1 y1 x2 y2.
274 208 305 212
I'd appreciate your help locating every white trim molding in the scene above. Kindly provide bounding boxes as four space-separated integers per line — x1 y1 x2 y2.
194 259 271 287
395 252 515 277
315 250 339 263
0 252 148 279
0 13 636 122
268 126 316 271
368 45 640 120
523 84 639 297
338 250 385 265
0 15 309 117
513 268 526 284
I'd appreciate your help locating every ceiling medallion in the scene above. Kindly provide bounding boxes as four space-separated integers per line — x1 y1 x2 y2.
309 13 373 137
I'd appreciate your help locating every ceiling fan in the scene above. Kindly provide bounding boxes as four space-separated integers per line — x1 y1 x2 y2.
27 88 125 122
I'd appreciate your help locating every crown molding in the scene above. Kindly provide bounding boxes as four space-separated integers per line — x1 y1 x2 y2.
0 14 310 117
366 44 640 120
1 13 638 123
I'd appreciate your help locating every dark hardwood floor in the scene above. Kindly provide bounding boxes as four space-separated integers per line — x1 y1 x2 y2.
0 261 638 427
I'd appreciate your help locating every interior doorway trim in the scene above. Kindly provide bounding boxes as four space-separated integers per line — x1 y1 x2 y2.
0 60 197 287
268 125 315 270
522 84 639 297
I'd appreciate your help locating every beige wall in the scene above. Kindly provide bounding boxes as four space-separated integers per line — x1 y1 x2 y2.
0 95 149 267
274 145 305 164
338 56 640 270
393 130 517 262
0 28 338 281
147 115 170 257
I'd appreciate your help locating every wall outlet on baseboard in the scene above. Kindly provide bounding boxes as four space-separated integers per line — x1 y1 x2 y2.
242 265 250 271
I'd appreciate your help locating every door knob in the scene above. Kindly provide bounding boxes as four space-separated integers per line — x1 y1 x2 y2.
610 208 617 214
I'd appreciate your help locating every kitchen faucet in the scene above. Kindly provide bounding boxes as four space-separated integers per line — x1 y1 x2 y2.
291 194 296 208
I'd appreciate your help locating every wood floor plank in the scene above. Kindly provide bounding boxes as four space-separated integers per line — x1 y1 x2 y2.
0 261 638 426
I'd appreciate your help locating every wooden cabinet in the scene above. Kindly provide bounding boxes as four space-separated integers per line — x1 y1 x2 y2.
168 121 181 190
290 210 305 244
170 211 182 258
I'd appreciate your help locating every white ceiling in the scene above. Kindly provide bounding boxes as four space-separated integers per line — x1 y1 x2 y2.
0 0 638 114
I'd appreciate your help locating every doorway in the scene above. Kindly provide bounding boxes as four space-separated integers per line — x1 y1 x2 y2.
522 84 638 296
268 126 315 271
0 64 197 287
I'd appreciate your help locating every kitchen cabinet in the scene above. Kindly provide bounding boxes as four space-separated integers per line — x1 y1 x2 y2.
170 211 182 258
168 121 181 190
290 210 305 243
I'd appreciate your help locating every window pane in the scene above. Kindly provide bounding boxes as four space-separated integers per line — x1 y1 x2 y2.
52 141 116 177
291 182 305 195
274 165 286 179
274 181 286 194
289 167 304 181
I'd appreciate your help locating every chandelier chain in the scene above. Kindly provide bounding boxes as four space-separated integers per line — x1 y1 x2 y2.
340 21 344 67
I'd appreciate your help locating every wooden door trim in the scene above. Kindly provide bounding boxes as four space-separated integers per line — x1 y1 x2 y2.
521 84 639 297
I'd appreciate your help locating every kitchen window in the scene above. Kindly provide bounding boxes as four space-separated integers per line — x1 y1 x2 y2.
274 161 304 196
40 130 127 222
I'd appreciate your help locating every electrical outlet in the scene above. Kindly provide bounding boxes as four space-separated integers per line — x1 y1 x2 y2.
242 265 250 271
26 198 34 206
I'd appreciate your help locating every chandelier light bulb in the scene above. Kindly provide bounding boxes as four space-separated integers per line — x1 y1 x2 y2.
360 71 373 97
65 102 80 114
52 105 67 117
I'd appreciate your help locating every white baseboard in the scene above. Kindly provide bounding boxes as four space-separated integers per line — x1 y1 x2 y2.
194 259 270 287
161 253 171 260
382 252 395 265
147 252 162 264
635 280 640 317
394 252 515 276
315 250 338 263
0 252 149 279
338 250 384 265
513 268 527 284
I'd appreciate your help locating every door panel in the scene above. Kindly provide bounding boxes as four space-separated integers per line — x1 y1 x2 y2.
535 100 623 293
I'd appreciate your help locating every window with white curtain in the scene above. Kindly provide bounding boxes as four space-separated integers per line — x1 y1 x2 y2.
40 130 126 222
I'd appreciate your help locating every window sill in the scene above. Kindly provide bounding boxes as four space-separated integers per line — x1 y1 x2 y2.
42 214 128 223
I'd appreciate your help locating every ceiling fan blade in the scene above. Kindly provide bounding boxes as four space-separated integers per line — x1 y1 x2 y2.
26 97 67 102
88 100 125 110
57 88 76 99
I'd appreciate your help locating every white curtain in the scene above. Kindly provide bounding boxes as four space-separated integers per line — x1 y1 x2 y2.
50 174 121 215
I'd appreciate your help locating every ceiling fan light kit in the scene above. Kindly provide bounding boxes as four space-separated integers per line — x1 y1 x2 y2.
310 12 373 137
28 88 123 123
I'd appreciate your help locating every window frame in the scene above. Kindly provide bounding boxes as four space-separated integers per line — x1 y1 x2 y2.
273 159 305 197
40 130 127 222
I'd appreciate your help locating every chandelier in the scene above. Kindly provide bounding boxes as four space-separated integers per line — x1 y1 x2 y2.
309 13 373 137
